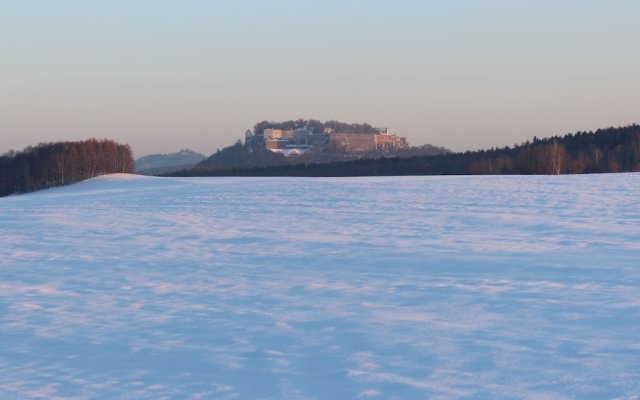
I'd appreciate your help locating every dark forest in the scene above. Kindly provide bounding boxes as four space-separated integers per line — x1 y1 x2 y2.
0 139 135 197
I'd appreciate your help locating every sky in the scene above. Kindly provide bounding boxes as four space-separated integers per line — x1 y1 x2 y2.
1 0 639 158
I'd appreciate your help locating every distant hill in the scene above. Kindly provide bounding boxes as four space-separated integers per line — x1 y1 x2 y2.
195 141 450 171
136 149 206 175
172 124 640 177
194 119 450 170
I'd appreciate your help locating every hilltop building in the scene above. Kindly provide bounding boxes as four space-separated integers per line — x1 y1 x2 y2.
245 125 407 157
328 131 407 153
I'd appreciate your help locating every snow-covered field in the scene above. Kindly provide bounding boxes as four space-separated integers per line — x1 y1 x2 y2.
1 174 639 399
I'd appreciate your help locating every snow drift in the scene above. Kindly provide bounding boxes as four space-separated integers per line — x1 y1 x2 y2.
1 174 639 399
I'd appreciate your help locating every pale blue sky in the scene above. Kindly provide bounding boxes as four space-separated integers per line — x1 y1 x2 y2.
1 0 639 157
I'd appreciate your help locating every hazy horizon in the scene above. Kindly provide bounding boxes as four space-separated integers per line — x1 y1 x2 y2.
2 1 639 158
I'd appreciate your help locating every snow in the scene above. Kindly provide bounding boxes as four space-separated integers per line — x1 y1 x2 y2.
1 173 639 399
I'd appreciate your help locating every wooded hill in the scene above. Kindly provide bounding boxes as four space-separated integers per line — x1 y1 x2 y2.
172 125 640 177
135 149 206 175
0 139 134 196
196 118 450 170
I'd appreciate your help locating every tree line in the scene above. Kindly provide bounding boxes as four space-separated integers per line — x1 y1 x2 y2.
0 139 135 196
171 124 640 177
